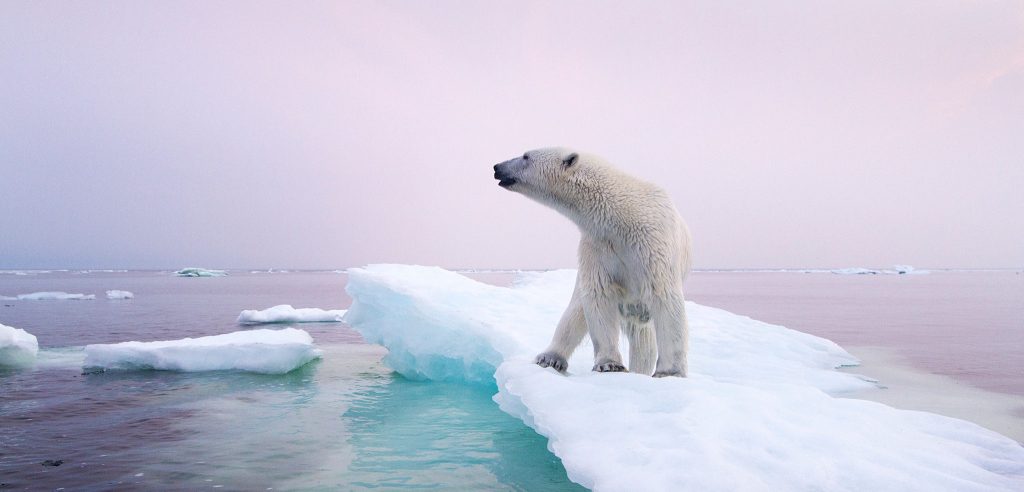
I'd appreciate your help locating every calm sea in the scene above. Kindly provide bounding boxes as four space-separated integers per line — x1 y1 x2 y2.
0 269 1020 489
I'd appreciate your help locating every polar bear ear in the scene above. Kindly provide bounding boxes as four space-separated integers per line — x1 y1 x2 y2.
562 153 579 169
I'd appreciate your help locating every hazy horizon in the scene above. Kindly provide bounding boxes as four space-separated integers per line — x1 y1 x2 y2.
2 1 1022 271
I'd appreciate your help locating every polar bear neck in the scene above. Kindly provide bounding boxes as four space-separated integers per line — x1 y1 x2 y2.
549 165 656 240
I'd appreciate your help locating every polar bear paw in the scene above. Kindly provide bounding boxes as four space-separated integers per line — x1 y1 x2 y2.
535 352 568 373
593 360 627 373
653 369 685 378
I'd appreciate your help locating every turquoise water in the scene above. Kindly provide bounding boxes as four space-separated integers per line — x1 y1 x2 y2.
0 272 582 490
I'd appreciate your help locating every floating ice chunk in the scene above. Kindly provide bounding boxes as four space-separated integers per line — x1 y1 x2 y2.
106 290 134 300
0 323 39 367
11 291 96 300
175 267 227 277
83 328 321 374
345 264 1024 491
237 305 346 324
885 264 929 275
831 267 879 275
832 266 930 275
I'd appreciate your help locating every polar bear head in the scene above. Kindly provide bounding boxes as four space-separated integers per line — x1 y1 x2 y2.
493 147 589 208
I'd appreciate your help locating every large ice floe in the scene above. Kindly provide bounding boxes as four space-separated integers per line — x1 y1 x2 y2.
174 267 227 277
344 264 1024 492
0 323 38 367
83 328 320 374
237 305 346 324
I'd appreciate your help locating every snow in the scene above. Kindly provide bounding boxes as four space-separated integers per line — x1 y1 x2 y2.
237 305 346 324
106 290 134 300
83 328 321 374
344 264 1024 492
6 291 96 300
175 267 227 277
0 323 38 367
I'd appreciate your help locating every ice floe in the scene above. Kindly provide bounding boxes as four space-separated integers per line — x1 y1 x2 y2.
83 328 321 374
0 323 38 367
175 267 227 277
831 265 930 275
344 264 1024 492
4 291 96 300
237 305 346 324
105 290 134 300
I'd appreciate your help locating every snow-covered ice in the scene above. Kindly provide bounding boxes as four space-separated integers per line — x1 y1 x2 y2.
175 267 227 277
237 305 346 324
5 291 96 300
0 323 39 367
106 290 134 300
344 264 1024 492
83 328 321 374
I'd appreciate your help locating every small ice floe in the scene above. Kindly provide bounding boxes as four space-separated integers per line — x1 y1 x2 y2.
174 268 227 277
883 264 929 275
8 292 96 300
831 267 879 275
105 290 134 300
344 264 1024 492
0 323 39 367
83 328 320 374
237 305 346 325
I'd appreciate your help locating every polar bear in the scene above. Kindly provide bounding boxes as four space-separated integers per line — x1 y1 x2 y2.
493 148 692 377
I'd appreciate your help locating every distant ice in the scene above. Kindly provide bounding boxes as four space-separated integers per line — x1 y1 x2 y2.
7 291 96 300
0 270 64 276
831 267 879 275
175 267 227 277
831 265 930 275
345 264 1024 492
884 264 930 275
83 328 321 374
237 305 346 324
0 323 38 367
106 290 134 300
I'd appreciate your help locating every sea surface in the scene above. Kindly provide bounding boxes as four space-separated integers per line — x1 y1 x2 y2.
0 269 1021 489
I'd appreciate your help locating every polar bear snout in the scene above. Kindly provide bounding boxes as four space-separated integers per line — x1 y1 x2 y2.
493 162 518 188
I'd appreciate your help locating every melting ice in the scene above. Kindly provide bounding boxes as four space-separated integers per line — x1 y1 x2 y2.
174 267 227 277
0 323 38 367
83 328 321 374
237 305 346 324
344 264 1024 492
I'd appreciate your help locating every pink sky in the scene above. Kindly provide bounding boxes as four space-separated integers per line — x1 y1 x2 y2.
1 1 1021 270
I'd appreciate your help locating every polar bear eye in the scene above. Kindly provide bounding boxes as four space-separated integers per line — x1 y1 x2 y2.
522 153 530 160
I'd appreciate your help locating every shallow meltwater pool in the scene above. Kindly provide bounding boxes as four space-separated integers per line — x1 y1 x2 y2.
1 343 582 490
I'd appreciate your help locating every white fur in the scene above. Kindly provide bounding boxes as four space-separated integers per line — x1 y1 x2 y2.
494 148 692 376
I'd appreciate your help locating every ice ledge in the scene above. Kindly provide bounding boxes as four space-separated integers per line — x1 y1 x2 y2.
344 264 1024 491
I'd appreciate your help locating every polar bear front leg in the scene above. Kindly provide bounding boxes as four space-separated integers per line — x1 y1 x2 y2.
535 292 586 373
583 292 627 372
652 295 689 377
